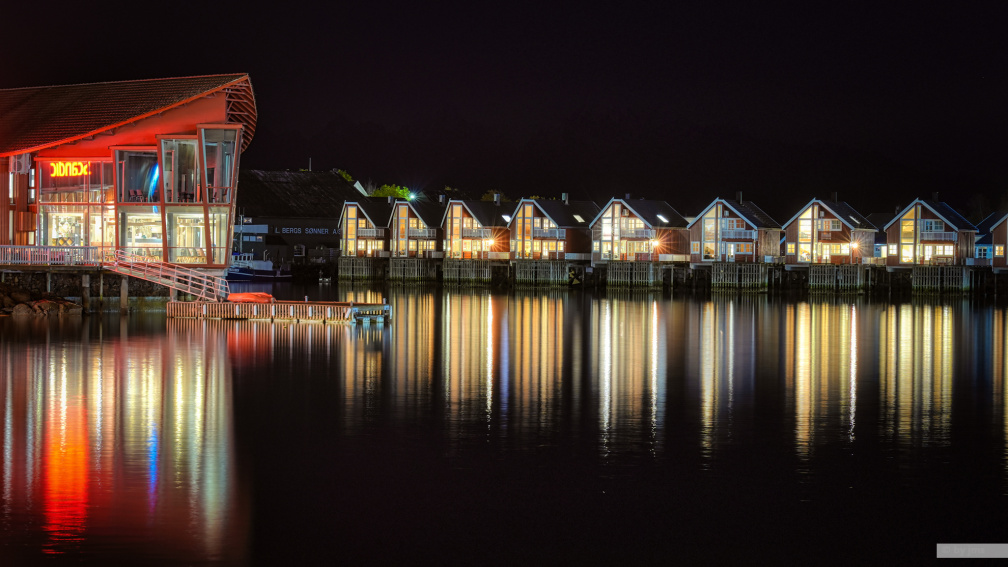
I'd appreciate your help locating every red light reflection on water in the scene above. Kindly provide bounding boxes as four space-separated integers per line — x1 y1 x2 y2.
42 383 89 553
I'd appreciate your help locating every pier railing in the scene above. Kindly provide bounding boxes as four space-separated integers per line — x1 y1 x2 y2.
0 245 106 266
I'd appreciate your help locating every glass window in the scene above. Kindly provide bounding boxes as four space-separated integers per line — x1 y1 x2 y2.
901 244 914 263
39 160 113 203
787 242 795 254
116 151 160 204
166 207 206 263
798 220 812 242
901 219 915 243
119 206 163 260
201 128 239 204
40 205 86 247
996 246 1004 257
208 206 230 264
161 139 199 203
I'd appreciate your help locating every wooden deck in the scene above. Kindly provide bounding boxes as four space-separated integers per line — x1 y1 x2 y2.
166 300 391 325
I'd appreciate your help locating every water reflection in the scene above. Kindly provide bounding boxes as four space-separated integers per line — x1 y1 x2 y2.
0 317 243 564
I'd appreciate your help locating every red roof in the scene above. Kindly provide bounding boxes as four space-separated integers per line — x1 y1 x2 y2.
0 73 257 156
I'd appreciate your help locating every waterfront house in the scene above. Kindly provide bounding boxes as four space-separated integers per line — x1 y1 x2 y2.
589 197 689 264
0 74 257 268
389 198 446 258
508 195 599 260
882 198 977 266
441 198 511 259
339 197 394 257
687 195 782 264
782 198 876 265
975 211 1008 268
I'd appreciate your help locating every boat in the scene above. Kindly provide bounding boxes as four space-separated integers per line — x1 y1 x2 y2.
226 252 293 282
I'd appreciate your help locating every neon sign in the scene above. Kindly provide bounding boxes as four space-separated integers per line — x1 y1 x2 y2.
49 161 90 177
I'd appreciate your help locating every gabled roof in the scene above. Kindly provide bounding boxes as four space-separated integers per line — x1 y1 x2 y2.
391 198 446 228
882 199 977 232
440 199 511 228
865 213 892 244
977 211 1008 235
590 198 688 229
0 73 257 155
510 198 600 228
237 170 365 218
341 197 394 229
781 199 876 231
686 198 781 229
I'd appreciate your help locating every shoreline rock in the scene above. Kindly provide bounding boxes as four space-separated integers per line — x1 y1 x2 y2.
0 283 83 317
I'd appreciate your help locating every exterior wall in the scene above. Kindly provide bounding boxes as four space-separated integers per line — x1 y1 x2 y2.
390 203 439 258
884 202 973 266
3 97 241 268
688 201 770 263
782 203 869 264
509 201 590 260
993 223 1008 268
339 204 388 258
442 203 508 259
591 202 658 262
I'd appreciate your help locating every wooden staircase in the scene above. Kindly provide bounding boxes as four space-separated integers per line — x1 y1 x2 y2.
103 250 230 302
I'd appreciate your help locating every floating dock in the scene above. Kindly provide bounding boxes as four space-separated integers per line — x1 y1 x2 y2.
166 301 391 325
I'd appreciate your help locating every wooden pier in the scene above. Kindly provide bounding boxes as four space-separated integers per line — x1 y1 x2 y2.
166 300 391 325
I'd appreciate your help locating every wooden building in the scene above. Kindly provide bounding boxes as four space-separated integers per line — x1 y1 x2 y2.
882 199 977 266
508 196 599 260
589 197 689 264
441 199 510 259
339 197 394 258
0 74 257 269
974 210 1007 269
687 196 782 264
782 198 876 265
389 198 446 258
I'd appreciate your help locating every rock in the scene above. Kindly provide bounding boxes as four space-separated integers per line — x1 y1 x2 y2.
10 291 30 304
1 295 12 308
11 304 33 317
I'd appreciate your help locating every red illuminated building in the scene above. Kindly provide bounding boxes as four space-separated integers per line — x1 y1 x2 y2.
0 74 257 269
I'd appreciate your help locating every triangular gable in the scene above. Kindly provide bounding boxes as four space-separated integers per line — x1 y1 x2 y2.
882 199 975 232
782 199 874 231
440 199 510 229
686 199 761 230
978 211 1008 235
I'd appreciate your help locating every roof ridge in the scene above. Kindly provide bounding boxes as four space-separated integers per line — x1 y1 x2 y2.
0 73 248 92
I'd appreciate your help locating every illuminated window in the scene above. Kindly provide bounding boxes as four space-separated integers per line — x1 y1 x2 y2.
692 241 700 254
115 150 160 203
901 245 914 263
997 245 1004 257
889 244 897 256
798 220 812 242
787 242 795 254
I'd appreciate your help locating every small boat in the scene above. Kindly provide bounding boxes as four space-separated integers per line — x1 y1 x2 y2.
227 252 292 282
227 292 275 303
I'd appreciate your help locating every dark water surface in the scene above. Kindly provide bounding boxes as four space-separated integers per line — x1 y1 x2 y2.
2 284 1008 564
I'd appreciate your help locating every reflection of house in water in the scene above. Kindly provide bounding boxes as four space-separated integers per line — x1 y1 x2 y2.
782 302 858 458
877 303 953 446
0 321 243 562
440 291 502 441
590 293 666 455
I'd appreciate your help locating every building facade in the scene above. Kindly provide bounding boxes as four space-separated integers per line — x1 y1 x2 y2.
883 199 976 266
0 74 257 269
589 198 689 263
441 199 510 259
782 199 876 265
508 197 599 260
688 197 782 264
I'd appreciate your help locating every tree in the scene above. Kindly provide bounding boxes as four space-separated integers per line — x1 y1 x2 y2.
480 190 508 202
370 184 411 199
335 169 354 184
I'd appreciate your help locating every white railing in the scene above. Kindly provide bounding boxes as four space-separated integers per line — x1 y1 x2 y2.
533 228 566 239
408 228 437 238
920 231 957 242
721 229 756 240
357 228 386 238
0 245 108 266
105 250 229 301
619 228 655 239
462 227 492 238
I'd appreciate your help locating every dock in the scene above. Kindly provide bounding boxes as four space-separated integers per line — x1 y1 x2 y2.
166 300 391 325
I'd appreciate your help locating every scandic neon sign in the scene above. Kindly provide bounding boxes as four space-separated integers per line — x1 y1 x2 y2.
49 161 90 177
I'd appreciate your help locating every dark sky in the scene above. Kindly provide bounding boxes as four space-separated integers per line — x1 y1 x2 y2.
3 3 1006 223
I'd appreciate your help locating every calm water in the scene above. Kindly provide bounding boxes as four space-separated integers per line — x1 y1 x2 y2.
2 285 1008 564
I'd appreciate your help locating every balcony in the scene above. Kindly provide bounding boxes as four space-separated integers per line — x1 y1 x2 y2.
619 228 656 239
408 228 437 239
920 231 957 242
462 227 492 238
721 229 756 240
533 228 566 239
357 228 386 238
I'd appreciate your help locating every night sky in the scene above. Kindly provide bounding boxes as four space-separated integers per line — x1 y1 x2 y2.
3 3 1006 223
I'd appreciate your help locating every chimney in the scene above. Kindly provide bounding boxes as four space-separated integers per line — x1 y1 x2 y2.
625 193 631 201
388 196 393 204
494 192 501 206
832 192 838 202
932 191 939 201
562 192 569 205
736 191 743 203
439 194 445 204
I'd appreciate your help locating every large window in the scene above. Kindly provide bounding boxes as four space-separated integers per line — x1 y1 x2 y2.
208 206 230 264
120 206 163 260
160 139 199 203
201 128 239 204
39 160 113 203
166 207 206 263
116 150 160 204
